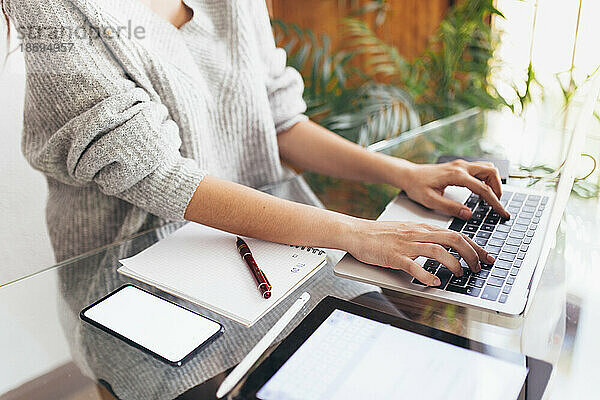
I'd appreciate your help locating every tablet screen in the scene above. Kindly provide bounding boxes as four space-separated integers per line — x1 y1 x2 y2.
257 309 527 400
81 285 222 365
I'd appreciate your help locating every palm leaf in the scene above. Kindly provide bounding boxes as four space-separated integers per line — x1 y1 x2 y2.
272 19 420 146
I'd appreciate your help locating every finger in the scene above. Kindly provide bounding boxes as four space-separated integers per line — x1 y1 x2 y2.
423 189 473 220
417 223 495 271
468 163 503 199
411 243 463 276
462 233 495 266
413 230 480 272
439 231 481 272
399 257 441 287
456 173 510 219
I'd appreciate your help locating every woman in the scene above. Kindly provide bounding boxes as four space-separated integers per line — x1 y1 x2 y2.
5 0 508 286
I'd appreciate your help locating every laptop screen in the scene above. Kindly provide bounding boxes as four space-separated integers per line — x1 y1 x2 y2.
528 74 600 291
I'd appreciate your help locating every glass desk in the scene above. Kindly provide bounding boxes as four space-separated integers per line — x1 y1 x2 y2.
2 109 599 399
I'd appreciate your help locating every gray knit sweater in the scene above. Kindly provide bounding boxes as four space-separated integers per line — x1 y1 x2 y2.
9 2 380 398
8 0 308 261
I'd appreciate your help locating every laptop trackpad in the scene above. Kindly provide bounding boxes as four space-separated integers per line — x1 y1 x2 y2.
378 186 471 228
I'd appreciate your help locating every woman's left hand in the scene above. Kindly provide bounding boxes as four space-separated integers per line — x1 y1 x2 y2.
394 159 510 220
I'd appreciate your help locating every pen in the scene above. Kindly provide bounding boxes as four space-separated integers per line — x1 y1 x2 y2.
216 292 311 398
236 237 272 299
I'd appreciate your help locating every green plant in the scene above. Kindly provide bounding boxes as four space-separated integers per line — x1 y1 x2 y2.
554 0 600 132
418 0 509 119
275 0 510 137
512 62 541 115
508 0 543 115
341 0 510 121
518 158 600 199
272 20 420 145
340 18 426 100
345 0 390 26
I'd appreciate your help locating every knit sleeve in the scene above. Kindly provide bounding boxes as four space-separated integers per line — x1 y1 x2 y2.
10 0 205 221
251 2 308 134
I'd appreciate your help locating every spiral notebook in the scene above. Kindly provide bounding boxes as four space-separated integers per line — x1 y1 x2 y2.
117 223 327 327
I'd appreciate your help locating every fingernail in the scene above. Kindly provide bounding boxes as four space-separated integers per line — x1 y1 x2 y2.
458 208 471 220
432 277 441 287
487 254 495 263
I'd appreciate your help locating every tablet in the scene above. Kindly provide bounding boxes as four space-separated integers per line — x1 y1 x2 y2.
237 296 552 400
80 285 223 366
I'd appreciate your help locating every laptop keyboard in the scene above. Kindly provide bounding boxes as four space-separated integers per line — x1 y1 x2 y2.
412 191 549 304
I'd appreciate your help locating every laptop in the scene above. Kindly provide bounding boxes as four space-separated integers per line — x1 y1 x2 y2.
334 76 600 316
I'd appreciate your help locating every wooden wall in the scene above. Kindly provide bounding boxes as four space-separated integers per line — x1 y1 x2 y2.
267 0 453 60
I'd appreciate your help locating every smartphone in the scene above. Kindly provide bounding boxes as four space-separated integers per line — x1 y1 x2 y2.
80 285 223 366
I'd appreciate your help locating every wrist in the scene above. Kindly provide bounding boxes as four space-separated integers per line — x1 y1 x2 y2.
323 213 367 251
377 155 417 191
333 215 373 253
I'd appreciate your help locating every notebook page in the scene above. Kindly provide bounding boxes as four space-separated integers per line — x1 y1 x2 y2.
118 223 326 326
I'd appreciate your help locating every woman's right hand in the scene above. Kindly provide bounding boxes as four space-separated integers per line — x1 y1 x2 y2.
346 220 495 287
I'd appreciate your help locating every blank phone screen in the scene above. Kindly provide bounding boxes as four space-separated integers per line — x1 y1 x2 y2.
81 285 222 365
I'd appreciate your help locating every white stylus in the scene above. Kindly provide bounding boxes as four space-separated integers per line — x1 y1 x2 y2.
216 292 311 399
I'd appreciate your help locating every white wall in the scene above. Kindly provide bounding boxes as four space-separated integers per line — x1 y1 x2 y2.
0 34 55 285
